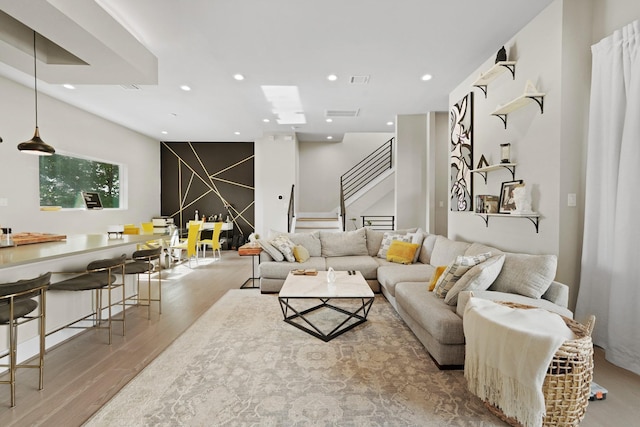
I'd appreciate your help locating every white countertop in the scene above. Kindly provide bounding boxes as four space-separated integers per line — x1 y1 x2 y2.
0 233 159 269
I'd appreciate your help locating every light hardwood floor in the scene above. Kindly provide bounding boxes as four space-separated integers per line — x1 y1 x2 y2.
1 252 638 426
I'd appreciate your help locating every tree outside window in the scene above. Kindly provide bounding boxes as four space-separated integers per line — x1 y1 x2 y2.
39 153 121 208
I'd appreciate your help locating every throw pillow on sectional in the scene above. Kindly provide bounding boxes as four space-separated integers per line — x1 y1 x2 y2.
293 245 310 263
376 232 411 259
386 240 420 265
428 265 448 291
443 254 506 305
257 239 284 262
434 252 492 299
406 228 427 264
269 235 296 262
489 253 558 299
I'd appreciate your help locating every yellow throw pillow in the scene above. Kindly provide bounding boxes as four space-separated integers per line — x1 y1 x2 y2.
386 240 420 265
428 266 447 291
293 245 310 263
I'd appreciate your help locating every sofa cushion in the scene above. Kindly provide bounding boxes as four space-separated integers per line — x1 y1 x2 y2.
325 256 379 280
320 228 368 257
377 264 435 297
429 236 471 267
396 282 465 345
259 257 326 280
490 253 557 299
377 232 411 259
443 254 505 305
257 239 284 262
293 245 310 263
434 252 492 299
270 235 296 262
418 234 438 265
365 228 385 257
464 242 503 257
386 241 420 265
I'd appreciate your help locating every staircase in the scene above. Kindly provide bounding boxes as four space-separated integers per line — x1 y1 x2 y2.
294 213 342 233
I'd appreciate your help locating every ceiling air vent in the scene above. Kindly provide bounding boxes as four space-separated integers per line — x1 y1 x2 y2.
349 75 370 84
325 109 360 118
120 84 141 90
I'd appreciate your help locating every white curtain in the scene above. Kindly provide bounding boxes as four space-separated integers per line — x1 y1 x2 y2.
576 20 640 375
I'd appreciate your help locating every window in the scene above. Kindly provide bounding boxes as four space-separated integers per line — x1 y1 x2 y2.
39 153 121 209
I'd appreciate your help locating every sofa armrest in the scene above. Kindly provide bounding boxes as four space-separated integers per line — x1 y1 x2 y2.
260 251 274 262
541 281 569 308
456 290 573 319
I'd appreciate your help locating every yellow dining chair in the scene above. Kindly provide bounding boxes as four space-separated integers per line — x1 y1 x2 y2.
169 221 202 267
198 221 223 260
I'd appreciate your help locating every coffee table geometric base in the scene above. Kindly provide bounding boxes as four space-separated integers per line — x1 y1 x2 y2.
279 297 374 342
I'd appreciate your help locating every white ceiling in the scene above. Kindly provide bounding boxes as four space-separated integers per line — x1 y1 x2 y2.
0 0 553 143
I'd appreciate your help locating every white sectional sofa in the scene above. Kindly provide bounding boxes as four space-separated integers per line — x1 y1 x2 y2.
258 227 571 368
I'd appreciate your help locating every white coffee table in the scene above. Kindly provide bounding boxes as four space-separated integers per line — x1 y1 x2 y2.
278 270 374 342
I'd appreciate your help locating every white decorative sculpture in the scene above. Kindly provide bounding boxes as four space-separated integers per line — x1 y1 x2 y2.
511 185 533 214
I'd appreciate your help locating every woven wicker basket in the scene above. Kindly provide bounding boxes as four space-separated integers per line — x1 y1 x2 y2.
484 302 595 427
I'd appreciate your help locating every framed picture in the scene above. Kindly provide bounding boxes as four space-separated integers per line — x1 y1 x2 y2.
450 92 474 211
498 180 523 213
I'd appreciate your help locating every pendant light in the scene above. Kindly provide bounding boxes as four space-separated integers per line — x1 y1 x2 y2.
17 31 55 156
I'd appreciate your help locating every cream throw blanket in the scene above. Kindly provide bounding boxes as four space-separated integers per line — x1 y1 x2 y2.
463 297 575 427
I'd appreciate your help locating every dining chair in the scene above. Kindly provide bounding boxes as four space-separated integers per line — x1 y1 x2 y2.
198 221 223 260
124 247 162 319
169 221 202 267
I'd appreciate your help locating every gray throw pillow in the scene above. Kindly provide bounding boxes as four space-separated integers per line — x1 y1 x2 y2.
257 239 284 262
444 254 505 305
320 228 368 257
489 253 557 299
270 235 296 262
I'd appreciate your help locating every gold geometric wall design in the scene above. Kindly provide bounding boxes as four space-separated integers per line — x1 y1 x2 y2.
161 141 254 237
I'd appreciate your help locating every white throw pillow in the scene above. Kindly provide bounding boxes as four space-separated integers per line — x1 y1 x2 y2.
257 239 284 262
434 252 492 299
444 254 505 305
269 235 296 262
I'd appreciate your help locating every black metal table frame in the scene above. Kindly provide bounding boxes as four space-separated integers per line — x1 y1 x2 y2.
278 296 374 342
240 253 260 289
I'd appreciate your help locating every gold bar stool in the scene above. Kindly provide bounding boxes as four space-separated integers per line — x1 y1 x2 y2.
0 272 50 407
124 247 162 319
49 254 127 344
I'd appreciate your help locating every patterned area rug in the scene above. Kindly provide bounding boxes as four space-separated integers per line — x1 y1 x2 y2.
85 290 502 426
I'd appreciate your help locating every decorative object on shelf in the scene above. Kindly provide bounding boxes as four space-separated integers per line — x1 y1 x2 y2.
476 195 500 214
499 180 524 213
477 154 489 169
450 92 474 212
511 184 533 214
17 31 55 156
491 80 546 129
495 46 507 63
500 143 511 163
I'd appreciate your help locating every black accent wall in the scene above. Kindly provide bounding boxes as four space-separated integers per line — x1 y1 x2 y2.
160 141 254 237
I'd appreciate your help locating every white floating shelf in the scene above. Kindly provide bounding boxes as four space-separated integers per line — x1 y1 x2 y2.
471 163 517 183
472 61 517 98
491 91 546 129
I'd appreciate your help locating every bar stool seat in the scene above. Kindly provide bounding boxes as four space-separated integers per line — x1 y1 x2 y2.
0 272 50 407
49 254 126 344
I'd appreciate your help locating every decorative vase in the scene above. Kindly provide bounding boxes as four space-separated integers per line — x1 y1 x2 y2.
327 267 336 284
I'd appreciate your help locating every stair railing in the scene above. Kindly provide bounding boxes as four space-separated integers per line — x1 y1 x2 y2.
287 184 295 232
339 138 394 228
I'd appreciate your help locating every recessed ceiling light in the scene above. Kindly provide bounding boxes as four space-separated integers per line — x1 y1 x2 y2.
234 131 241 135
387 121 394 126
180 85 191 91
327 136 333 140
326 118 333 123
161 130 168 135
63 83 75 90
263 118 270 123
327 74 338 82
421 74 433 81
233 74 245 81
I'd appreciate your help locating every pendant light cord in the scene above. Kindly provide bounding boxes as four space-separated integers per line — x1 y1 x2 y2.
33 31 38 127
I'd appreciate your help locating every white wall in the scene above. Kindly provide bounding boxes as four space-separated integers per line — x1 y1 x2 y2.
0 75 160 235
254 133 298 236
448 0 591 308
396 114 427 230
592 0 640 43
433 111 449 236
297 132 393 213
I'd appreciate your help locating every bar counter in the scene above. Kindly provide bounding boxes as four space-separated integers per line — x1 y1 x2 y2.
0 233 156 270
